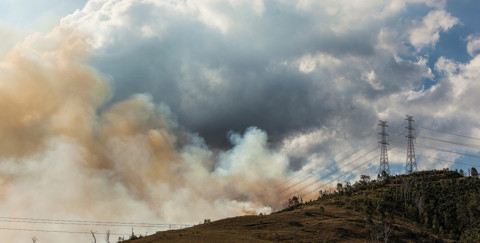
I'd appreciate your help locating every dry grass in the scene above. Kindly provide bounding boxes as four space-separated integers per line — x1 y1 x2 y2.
124 203 423 243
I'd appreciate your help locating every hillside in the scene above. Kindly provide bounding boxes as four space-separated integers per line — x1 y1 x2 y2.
121 169 480 242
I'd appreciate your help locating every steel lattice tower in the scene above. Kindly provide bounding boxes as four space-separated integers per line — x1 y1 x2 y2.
405 115 417 174
378 120 390 175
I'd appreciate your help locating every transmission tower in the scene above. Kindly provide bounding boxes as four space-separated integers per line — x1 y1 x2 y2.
405 115 417 174
378 120 390 175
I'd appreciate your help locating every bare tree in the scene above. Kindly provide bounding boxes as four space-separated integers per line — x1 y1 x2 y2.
374 222 392 243
274 226 279 243
105 230 110 243
402 178 409 210
382 222 392 243
415 192 425 219
32 236 37 243
91 231 97 243
293 226 297 243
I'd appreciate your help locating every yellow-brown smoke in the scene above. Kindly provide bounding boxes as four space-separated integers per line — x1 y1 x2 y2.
0 26 288 242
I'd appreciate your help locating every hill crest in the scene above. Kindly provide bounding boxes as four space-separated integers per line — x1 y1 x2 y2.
123 169 480 242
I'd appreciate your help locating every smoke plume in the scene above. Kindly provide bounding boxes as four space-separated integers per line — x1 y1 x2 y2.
0 26 288 242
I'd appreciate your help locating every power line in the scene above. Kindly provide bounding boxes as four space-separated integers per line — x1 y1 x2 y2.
303 155 378 198
0 216 188 228
289 125 396 199
417 135 480 150
0 219 187 229
279 146 377 194
0 226 129 236
417 125 480 141
390 147 455 164
416 143 480 160
274 136 377 189
417 154 479 168
287 150 378 199
278 144 377 193
306 150 477 199
280 121 480 200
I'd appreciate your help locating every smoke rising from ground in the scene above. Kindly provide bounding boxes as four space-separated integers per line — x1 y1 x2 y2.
0 26 288 242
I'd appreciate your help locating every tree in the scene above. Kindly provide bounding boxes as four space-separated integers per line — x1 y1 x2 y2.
360 175 371 183
91 231 97 243
382 221 393 243
471 167 478 178
289 196 299 207
105 230 110 243
32 236 37 243
415 192 425 220
432 215 440 233
336 183 343 194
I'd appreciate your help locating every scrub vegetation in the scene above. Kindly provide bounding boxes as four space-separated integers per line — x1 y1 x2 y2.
124 169 480 242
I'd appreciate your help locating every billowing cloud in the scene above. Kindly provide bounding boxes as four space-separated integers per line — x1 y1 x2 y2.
58 0 442 151
409 10 459 50
466 34 480 57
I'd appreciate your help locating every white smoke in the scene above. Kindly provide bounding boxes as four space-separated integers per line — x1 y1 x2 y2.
0 26 288 242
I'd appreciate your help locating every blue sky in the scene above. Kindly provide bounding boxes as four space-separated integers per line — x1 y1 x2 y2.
0 0 87 30
427 1 480 72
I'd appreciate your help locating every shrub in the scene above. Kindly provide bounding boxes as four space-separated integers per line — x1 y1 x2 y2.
288 221 303 227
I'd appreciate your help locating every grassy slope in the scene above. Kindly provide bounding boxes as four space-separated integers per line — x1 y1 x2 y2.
124 205 407 243
124 170 477 243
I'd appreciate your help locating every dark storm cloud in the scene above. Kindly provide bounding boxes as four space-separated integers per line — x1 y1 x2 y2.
77 0 393 149
63 0 471 170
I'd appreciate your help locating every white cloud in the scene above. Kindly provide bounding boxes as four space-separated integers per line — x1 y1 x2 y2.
280 127 336 158
297 53 341 73
296 0 407 33
362 70 384 90
466 34 480 57
435 55 480 103
63 0 266 47
409 10 459 50
295 0 446 34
